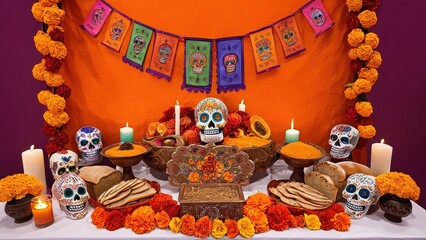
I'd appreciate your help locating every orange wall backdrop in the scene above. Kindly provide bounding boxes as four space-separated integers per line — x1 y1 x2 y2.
61 0 352 153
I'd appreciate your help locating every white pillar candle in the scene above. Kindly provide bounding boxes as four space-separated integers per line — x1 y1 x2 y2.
285 118 300 143
370 139 393 174
120 122 134 142
239 99 246 112
175 101 181 135
22 145 47 194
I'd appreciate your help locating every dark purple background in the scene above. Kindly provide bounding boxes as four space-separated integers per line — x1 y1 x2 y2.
1 1 425 208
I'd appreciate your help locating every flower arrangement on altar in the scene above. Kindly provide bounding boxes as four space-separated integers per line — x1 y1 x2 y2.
31 0 71 154
375 172 421 201
0 174 43 202
344 0 382 145
90 192 351 237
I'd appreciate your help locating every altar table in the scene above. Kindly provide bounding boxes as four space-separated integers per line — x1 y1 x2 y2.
1 160 426 240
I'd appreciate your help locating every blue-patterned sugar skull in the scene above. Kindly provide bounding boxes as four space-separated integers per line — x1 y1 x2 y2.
49 149 79 180
343 173 379 219
195 97 228 144
75 126 103 163
329 124 359 159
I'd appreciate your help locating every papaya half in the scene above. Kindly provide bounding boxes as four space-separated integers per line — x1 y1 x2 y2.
250 115 271 139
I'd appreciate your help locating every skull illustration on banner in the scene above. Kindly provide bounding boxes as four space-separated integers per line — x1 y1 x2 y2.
194 97 228 144
182 38 212 93
249 27 280 73
81 0 112 36
273 16 306 58
302 0 334 36
123 22 153 70
216 37 245 93
146 31 179 80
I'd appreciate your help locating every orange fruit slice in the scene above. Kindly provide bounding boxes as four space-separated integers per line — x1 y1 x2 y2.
156 123 167 136
146 122 159 137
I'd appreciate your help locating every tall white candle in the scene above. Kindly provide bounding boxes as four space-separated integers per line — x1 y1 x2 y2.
285 118 300 143
239 99 246 112
22 145 47 194
120 122 134 142
370 139 393 174
175 101 181 135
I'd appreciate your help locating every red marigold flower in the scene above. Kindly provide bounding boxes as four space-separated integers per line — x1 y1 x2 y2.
43 55 62 73
56 84 72 99
105 210 126 231
346 11 361 30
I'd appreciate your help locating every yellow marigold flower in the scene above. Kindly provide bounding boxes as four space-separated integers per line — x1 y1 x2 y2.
34 30 51 55
43 110 69 128
358 10 378 29
355 101 373 117
37 90 54 106
169 217 182 233
48 41 67 60
364 32 380 49
358 124 376 139
358 67 378 85
32 60 46 81
238 217 255 238
43 4 66 25
347 28 365 47
44 71 64 87
346 0 362 12
31 2 45 22
356 44 373 61
353 78 372 94
47 94 66 114
344 87 358 100
348 48 358 60
376 172 421 201
367 51 382 69
211 219 227 239
304 213 321 230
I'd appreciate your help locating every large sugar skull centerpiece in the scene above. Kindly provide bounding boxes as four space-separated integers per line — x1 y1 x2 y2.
133 36 145 54
255 38 272 61
195 97 228 144
158 42 172 64
342 173 379 219
75 126 103 163
190 51 207 74
223 53 238 74
52 173 89 220
329 124 359 159
49 149 79 180
309 7 326 26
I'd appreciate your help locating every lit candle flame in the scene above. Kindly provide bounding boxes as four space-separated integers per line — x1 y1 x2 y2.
381 139 385 144
34 199 48 210
291 118 294 129
241 99 244 104
176 100 179 105
30 145 35 151
126 122 128 127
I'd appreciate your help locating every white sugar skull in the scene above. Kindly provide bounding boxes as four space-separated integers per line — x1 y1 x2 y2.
133 35 145 54
75 126 103 163
195 97 228 144
343 173 379 219
49 149 79 180
309 8 326 26
52 173 88 220
223 53 238 74
190 51 207 74
158 42 172 64
329 124 359 159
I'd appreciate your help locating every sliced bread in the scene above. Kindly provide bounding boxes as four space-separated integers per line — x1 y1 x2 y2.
313 161 346 184
304 171 338 202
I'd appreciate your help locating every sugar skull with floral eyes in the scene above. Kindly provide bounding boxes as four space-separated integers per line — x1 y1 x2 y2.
158 42 172 64
309 7 326 26
223 53 238 74
195 97 228 144
255 38 272 61
49 149 79 180
75 126 103 163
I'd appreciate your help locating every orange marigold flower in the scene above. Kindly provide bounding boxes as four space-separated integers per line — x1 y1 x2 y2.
344 87 358 100
358 124 376 139
356 44 373 61
246 209 269 233
376 172 421 201
155 210 171 229
353 78 372 94
347 0 363 12
46 94 66 114
32 59 46 81
128 206 156 234
355 101 373 117
331 212 351 231
347 28 365 47
34 30 51 55
44 71 64 87
224 219 239 238
266 204 290 231
31 2 45 22
358 10 378 29
364 32 380 49
0 174 43 202
348 48 358 60
367 51 382 69
90 207 106 229
243 192 272 214
150 193 173 213
43 4 66 25
358 67 378 84
37 90 54 106
43 110 69 128
194 216 213 238
48 41 67 60
181 214 196 236
295 215 305 228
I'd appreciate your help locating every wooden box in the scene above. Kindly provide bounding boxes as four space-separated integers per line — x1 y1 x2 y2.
178 183 245 220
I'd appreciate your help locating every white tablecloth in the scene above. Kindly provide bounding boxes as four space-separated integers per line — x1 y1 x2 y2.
1 160 426 240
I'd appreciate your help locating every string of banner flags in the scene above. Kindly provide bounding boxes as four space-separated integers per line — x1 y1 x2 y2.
81 0 334 93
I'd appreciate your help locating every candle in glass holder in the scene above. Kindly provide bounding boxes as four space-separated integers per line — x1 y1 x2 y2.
120 122 134 142
239 99 246 112
370 139 393 174
175 101 181 135
30 194 54 228
285 118 300 143
22 145 47 194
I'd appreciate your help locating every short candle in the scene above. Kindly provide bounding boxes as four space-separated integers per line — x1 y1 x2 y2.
120 122 134 142
239 99 246 112
285 118 300 143
30 194 54 228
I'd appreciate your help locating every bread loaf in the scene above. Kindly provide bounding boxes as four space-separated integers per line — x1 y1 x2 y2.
336 161 378 177
313 161 346 184
304 171 338 202
79 166 123 200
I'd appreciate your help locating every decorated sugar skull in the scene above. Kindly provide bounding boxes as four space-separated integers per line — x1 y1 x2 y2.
52 173 88 220
255 38 272 61
49 149 79 180
133 36 145 54
158 42 172 64
223 53 238 74
110 19 126 40
329 124 359 159
190 51 207 74
282 26 297 46
343 173 379 219
91 7 105 25
195 97 228 144
75 126 103 163
309 8 326 26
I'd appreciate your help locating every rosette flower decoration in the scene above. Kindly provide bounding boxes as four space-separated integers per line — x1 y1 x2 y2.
31 0 70 154
344 0 381 146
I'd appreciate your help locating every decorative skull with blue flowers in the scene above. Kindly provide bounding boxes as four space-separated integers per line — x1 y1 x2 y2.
49 149 79 180
329 124 359 159
342 173 379 219
52 173 88 220
195 97 228 144
75 126 103 163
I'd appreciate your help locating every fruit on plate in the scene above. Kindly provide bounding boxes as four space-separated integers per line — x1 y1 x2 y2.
250 115 271 139
146 122 160 137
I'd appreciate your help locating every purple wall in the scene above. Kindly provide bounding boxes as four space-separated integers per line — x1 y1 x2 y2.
1 1 425 208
